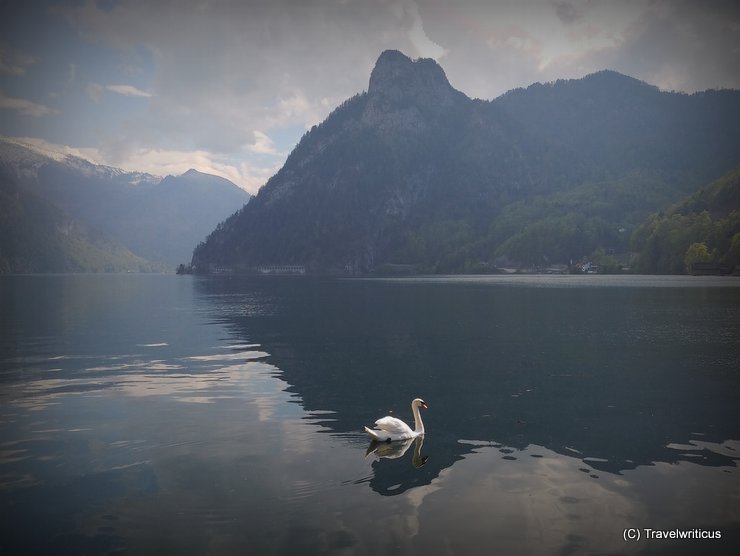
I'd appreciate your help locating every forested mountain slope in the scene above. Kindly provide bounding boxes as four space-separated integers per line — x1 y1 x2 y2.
631 166 740 274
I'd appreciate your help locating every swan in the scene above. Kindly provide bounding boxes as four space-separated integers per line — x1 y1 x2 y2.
364 398 427 442
366 435 429 468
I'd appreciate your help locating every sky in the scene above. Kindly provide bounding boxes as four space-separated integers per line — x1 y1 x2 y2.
1 0 739 193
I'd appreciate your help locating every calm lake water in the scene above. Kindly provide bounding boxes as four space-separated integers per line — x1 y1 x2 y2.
1 274 739 555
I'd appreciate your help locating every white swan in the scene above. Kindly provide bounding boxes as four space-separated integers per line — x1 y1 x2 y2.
364 398 428 442
366 436 429 468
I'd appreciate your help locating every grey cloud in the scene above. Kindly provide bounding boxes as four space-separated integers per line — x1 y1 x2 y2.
0 47 37 76
571 1 740 93
552 1 582 25
418 0 740 98
59 0 427 154
0 91 52 117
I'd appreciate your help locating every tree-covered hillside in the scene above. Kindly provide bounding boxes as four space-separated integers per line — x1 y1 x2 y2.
0 176 158 273
631 167 740 274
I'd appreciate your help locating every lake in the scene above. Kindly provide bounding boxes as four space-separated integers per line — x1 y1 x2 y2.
1 274 739 555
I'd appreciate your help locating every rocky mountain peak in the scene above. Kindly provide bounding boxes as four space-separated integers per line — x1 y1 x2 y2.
367 50 462 107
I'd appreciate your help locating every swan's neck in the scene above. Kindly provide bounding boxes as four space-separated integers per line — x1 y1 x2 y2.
412 403 424 434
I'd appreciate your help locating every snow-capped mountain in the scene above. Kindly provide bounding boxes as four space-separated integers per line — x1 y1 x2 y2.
0 137 161 186
0 138 250 269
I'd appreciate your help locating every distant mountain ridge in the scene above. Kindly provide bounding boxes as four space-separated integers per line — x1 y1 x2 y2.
192 50 740 273
0 138 250 272
496 70 740 182
0 137 160 187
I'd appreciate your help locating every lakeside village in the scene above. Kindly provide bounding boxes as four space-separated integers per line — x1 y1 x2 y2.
176 257 739 277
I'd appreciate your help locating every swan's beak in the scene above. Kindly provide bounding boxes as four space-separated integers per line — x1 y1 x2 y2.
421 401 428 409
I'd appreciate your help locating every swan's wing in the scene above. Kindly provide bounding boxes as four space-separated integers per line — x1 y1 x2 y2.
374 416 413 436
370 438 413 459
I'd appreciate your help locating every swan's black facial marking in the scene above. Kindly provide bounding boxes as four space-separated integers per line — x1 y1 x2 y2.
420 400 428 409
385 437 392 443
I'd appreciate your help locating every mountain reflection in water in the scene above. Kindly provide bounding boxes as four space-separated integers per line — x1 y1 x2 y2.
195 275 740 479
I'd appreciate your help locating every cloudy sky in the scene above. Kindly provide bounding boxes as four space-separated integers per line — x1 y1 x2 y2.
1 0 739 193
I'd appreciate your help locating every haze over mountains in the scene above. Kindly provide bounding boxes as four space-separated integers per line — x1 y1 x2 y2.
0 138 250 273
192 50 740 274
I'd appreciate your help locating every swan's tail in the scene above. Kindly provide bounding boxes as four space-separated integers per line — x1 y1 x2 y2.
364 426 382 441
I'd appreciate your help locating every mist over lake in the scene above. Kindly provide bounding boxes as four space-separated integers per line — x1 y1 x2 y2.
1 274 738 555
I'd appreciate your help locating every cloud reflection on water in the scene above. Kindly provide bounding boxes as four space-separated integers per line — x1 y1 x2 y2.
354 438 739 554
1 348 272 411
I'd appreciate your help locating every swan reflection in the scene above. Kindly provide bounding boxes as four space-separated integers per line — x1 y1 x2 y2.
366 435 428 468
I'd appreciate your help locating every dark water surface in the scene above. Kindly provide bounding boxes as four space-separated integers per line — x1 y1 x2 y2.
1 274 739 554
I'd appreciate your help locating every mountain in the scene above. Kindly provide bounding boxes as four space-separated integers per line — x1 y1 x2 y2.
631 166 740 274
192 50 740 273
0 138 251 270
0 137 160 188
0 174 155 273
97 169 251 264
495 70 740 183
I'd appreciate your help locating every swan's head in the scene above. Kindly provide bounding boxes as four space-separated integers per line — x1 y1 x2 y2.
413 398 428 409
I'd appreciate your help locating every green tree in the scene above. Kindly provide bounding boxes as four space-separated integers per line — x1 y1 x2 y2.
727 232 740 270
684 242 714 273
